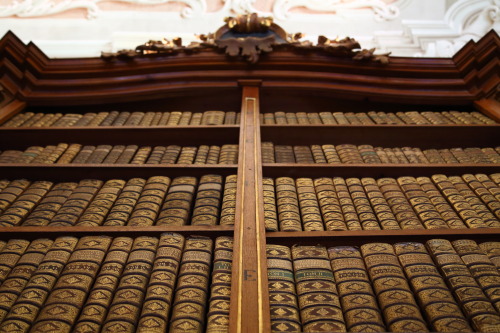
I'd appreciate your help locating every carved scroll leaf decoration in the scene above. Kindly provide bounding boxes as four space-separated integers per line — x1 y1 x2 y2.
216 35 275 63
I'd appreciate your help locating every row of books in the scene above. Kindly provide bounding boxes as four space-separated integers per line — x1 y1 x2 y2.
2 110 240 127
263 174 500 231
0 233 232 332
260 110 496 125
267 239 500 332
0 144 239 165
0 175 236 227
262 143 500 164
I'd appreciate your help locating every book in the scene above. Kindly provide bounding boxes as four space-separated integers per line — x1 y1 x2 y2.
276 177 302 231
462 174 500 220
219 145 238 164
0 181 53 227
296 112 309 124
115 145 138 164
345 112 361 124
475 174 500 201
194 145 210 164
0 179 31 214
158 112 171 125
274 112 286 125
263 113 275 125
394 242 472 332
359 145 381 164
262 177 278 231
360 178 400 230
293 146 314 164
224 112 236 125
275 146 295 163
127 176 170 226
30 236 112 332
177 146 197 164
361 242 429 332
333 177 362 230
18 146 43 163
99 111 119 126
346 178 381 230
137 233 185 333
191 175 223 226
88 112 109 126
57 144 82 164
285 112 298 124
76 179 125 226
202 111 225 125
73 237 133 333
319 112 336 124
130 146 152 164
392 147 410 163
426 239 500 332
111 111 131 126
0 239 31 285
169 236 213 333
140 112 156 126
161 145 182 164
310 145 327 163
72 145 95 164
86 145 112 164
266 244 301 332
328 246 386 332
150 112 163 126
321 145 341 164
103 178 145 226
261 142 275 163
156 176 197 226
178 111 192 125
102 145 125 164
0 236 78 332
102 236 159 332
206 236 233 333
146 146 166 164
296 178 324 231
336 144 363 164
313 177 348 231
220 175 237 226
478 242 500 272
292 245 346 332
206 146 221 165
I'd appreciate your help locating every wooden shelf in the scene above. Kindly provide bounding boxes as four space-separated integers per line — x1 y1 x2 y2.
0 125 240 148
260 124 500 147
262 163 500 178
0 225 235 240
0 164 238 180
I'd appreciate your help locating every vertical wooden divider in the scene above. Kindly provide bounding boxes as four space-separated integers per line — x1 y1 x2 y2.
229 80 271 333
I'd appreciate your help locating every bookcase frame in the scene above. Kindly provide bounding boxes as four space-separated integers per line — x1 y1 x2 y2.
0 28 499 333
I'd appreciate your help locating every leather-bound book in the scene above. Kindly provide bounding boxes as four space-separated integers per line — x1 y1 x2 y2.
158 111 171 125
356 112 375 124
178 111 192 125
110 111 130 126
71 145 95 164
220 175 237 226
276 177 302 231
359 145 381 164
296 112 309 124
262 177 278 231
313 177 347 231
99 111 119 126
462 174 500 219
85 144 112 164
361 177 400 230
76 179 125 226
57 143 82 164
202 111 225 125
161 145 182 164
124 111 145 126
319 112 336 124
191 174 223 226
150 111 163 126
346 178 381 230
177 146 197 164
224 111 237 125
194 145 210 164
310 145 327 163
275 145 295 163
296 178 324 231
18 146 43 163
145 146 166 164
337 144 363 164
345 112 361 124
321 145 341 164
157 176 197 226
88 111 109 126
0 179 31 214
476 174 500 200
472 111 496 124
0 239 31 285
478 242 500 272
261 142 275 163
206 146 221 165
102 145 125 164
333 177 362 230
293 146 314 164
103 178 145 226
219 144 238 164
127 176 170 226
139 111 155 126
130 146 152 164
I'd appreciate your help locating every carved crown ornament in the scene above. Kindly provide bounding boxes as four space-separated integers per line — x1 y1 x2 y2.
102 13 390 64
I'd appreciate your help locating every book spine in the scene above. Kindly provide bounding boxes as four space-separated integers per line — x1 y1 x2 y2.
333 112 349 124
178 111 192 125
158 112 171 125
452 239 500 313
346 178 381 230
0 236 78 332
426 239 500 332
367 111 383 124
441 111 462 124
310 145 327 163
393 147 410 163
55 114 83 127
293 146 314 164
167 111 182 125
462 174 500 220
219 175 237 226
266 244 301 332
0 180 10 192
85 145 112 164
448 176 500 228
1 113 31 127
275 145 296 163
397 176 449 229
431 175 489 228
361 178 400 230
102 178 145 226
387 112 404 124
313 177 347 231
169 237 213 333
356 112 375 124
30 236 112 332
202 111 225 125
262 177 278 231
73 237 133 333
0 150 23 164
396 112 414 124
383 148 401 164
219 145 238 164
337 144 363 164
71 145 95 164
102 145 125 164
73 112 96 126
328 246 386 332
471 111 496 124
146 146 166 164
111 111 131 126
263 113 275 125
394 242 472 332
18 146 43 163
206 146 221 165
322 145 341 164
127 176 170 226
124 111 144 126
0 181 53 227
333 177 363 230
274 111 286 124
0 179 31 214
361 242 429 332
102 236 159 332
206 236 233 333
261 142 275 163
296 112 309 124
450 148 472 163
177 146 197 164
194 145 209 164
376 111 391 124
191 174 223 226
285 112 298 124
46 143 68 164
48 179 103 226
377 177 425 229
374 147 390 163
415 177 467 229
157 176 197 226
359 145 381 164
292 245 346 332
402 147 419 164
150 112 162 126
276 177 302 231
130 146 152 165
137 233 185 333
56 144 82 164
345 112 361 124
0 239 31 285
88 111 109 126
482 147 500 163
0 239 53 324
21 113 44 127
140 111 156 126
413 148 429 163
478 242 500 272
319 112 336 124
224 111 236 125
475 174 500 201
30 145 56 164
439 149 459 164
296 178 324 231
423 149 445 164
161 145 181 164
76 179 125 226
99 111 119 126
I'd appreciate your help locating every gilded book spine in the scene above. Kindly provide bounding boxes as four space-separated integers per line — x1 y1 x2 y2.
452 240 500 313
178 111 192 125
130 146 152 164
206 146 221 165
146 146 166 164
76 179 125 226
296 178 324 231
361 178 400 230
346 178 381 230
48 179 103 226
328 246 386 332
191 175 222 225
0 239 32 286
219 144 238 164
261 142 275 163
276 177 302 231
206 236 233 333
140 111 156 126
361 243 429 332
322 145 341 164
177 146 197 164
426 239 500 332
275 145 295 163
262 177 278 231
319 112 336 124
310 145 327 163
462 174 500 219
157 176 197 226
431 174 489 228
377 178 425 229
71 145 95 164
292 245 346 332
285 112 298 124
224 111 237 125
397 176 449 229
266 244 301 332
88 111 109 126
0 181 53 227
137 233 185 332
57 143 82 164
293 146 314 164
158 111 171 125
85 144 111 164
0 179 31 214
99 111 119 126
394 242 472 332
30 236 112 333
478 242 500 272
313 177 347 231
115 145 138 164
296 112 309 124
220 175 237 226
475 174 500 201
161 145 182 164
150 112 162 126
169 237 213 333
128 176 170 226
0 237 78 332
415 177 467 229
274 111 286 124
103 178 145 226
102 145 125 164
263 113 275 124
111 111 130 126
194 145 209 164
102 236 158 332
73 237 133 333
333 177 362 230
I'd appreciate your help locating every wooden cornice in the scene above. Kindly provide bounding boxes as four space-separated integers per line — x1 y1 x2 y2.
0 30 498 106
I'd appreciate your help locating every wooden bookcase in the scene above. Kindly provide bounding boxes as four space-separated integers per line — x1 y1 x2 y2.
0 20 499 332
